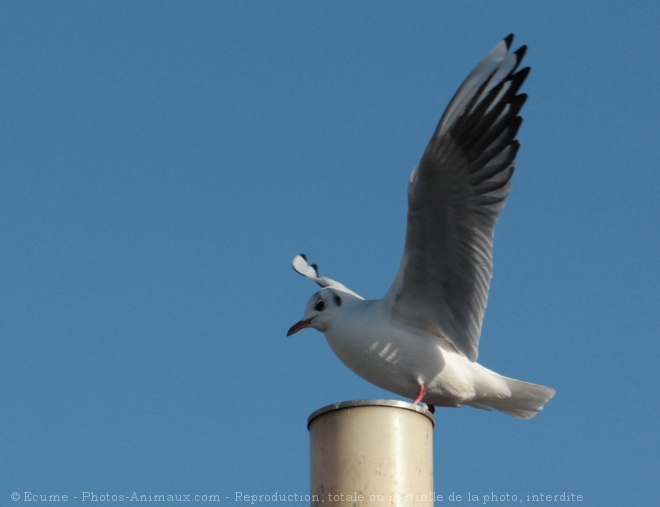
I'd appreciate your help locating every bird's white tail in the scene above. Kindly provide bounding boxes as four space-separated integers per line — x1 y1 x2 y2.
468 375 556 420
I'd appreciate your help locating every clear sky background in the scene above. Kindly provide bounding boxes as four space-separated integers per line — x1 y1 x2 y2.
1 2 658 506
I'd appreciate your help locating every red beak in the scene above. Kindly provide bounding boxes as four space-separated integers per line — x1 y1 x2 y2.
287 318 313 336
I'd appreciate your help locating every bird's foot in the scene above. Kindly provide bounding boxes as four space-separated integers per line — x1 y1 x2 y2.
412 381 427 405
427 404 435 414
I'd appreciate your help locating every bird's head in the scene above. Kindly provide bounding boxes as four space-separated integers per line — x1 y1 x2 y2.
287 288 346 336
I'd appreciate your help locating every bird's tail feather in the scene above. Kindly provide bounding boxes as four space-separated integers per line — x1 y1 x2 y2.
467 375 556 420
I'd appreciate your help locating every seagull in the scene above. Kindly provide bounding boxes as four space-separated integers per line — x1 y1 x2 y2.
288 35 555 419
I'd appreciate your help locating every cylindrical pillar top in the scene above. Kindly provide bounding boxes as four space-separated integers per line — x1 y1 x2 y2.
308 399 435 506
308 399 435 429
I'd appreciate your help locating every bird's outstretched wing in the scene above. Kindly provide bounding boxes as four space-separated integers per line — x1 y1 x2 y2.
292 254 363 299
384 35 529 362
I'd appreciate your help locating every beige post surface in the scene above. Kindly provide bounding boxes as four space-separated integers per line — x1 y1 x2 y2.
308 399 435 507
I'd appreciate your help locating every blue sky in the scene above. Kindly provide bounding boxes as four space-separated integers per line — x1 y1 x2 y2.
1 1 658 505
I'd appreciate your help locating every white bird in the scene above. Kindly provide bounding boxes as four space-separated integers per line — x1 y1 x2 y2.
288 35 555 419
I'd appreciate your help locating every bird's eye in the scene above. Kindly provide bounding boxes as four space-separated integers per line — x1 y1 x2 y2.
314 300 326 312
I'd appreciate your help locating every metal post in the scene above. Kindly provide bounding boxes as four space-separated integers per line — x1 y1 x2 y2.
308 399 435 506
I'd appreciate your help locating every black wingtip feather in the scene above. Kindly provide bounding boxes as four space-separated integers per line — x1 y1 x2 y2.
514 45 527 62
515 66 531 82
504 94 527 121
504 34 515 48
513 93 528 113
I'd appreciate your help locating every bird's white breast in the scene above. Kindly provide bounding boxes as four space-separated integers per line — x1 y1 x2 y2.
322 300 478 403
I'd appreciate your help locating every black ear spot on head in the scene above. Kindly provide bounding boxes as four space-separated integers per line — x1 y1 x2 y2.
333 294 342 306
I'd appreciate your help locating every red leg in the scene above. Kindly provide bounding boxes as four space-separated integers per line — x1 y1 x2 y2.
413 381 426 405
